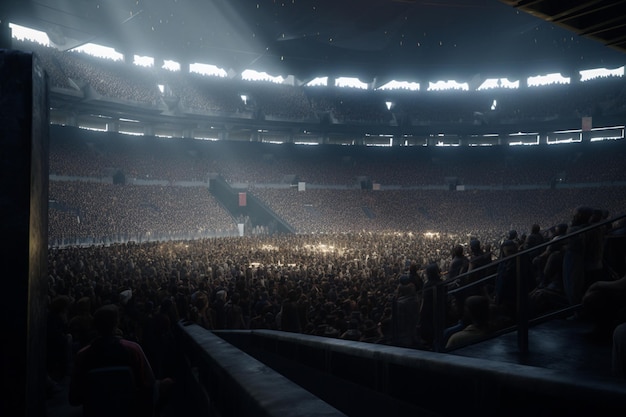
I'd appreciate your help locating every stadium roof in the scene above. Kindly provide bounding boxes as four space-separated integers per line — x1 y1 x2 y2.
3 0 626 82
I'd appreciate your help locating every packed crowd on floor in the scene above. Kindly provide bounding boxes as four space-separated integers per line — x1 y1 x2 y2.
46 205 626 384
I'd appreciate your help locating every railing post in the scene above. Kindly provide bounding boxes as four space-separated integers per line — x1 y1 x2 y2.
516 255 529 354
433 283 447 352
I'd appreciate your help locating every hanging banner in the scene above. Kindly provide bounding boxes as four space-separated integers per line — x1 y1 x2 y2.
239 192 247 206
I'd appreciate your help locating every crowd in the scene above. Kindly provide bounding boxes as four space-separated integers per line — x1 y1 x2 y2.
14 39 626 125
45 128 626 382
13 36 626 417
45 230 494 373
49 127 626 187
251 187 626 236
246 81 315 120
48 182 237 246
307 88 393 124
50 130 214 182
167 74 245 115
45 208 626 390
48 176 626 247
48 125 626 248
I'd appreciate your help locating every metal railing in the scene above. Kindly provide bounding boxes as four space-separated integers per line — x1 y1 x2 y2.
430 211 626 353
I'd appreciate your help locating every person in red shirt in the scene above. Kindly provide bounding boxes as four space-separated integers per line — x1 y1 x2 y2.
68 304 172 417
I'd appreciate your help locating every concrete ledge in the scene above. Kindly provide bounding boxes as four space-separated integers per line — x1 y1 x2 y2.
178 323 347 417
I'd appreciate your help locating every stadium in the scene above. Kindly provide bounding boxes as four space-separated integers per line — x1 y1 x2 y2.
2 1 626 417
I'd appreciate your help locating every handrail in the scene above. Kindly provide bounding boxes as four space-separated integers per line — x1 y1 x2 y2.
432 210 626 353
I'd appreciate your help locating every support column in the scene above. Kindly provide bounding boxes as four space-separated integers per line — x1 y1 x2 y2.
0 20 12 50
107 119 119 133
0 49 50 417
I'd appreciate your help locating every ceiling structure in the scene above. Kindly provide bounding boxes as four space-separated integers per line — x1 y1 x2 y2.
2 0 625 83
500 0 626 57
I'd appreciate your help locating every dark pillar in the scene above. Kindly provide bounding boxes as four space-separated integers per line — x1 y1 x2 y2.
0 49 49 417
0 20 12 50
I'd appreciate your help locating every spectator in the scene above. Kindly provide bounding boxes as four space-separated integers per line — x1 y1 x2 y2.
68 296 96 352
446 244 470 322
582 269 626 342
279 290 301 333
418 263 444 349
340 319 362 341
562 206 594 306
522 223 545 260
360 319 383 344
466 238 494 292
224 292 247 330
68 304 173 417
532 223 568 289
391 274 421 348
584 208 609 288
612 322 626 378
493 240 534 325
47 295 73 383
446 244 469 280
445 295 492 350
189 291 215 330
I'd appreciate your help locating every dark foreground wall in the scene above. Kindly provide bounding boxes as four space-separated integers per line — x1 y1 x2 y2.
208 329 626 417
0 49 49 417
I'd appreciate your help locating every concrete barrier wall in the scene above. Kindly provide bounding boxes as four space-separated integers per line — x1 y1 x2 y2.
214 329 626 417
176 322 348 417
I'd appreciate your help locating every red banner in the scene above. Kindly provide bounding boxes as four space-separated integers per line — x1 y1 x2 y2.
239 192 247 206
